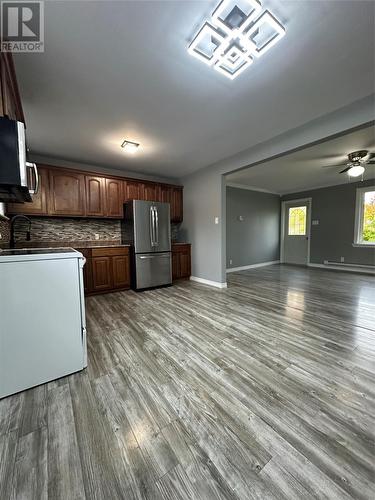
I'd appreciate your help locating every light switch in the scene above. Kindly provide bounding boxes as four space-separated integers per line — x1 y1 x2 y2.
312 219 319 225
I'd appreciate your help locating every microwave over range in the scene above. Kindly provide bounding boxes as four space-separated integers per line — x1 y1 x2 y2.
0 116 39 203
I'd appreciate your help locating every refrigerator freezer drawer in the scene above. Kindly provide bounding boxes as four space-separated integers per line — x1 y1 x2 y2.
135 252 172 289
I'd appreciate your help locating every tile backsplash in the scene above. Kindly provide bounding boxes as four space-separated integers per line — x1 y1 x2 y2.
0 219 10 243
3 216 181 245
13 217 122 243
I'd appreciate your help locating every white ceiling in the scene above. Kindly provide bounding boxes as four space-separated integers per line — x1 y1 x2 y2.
226 125 375 194
14 0 375 179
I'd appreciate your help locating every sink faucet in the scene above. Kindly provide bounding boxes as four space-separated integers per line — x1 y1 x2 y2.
9 215 31 249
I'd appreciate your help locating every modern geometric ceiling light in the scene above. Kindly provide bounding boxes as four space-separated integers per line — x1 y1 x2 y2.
188 0 286 79
121 140 140 153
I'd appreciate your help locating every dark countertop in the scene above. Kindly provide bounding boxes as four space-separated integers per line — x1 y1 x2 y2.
0 247 78 257
1 240 190 250
1 240 131 249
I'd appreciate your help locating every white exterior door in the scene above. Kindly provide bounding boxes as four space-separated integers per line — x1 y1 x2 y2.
282 199 311 265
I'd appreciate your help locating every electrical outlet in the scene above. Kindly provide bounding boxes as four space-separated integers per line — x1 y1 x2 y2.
214 217 219 225
340 256 345 263
229 259 233 265
94 233 100 240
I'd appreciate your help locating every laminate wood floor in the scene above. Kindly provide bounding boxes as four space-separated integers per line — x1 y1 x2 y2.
1 264 374 499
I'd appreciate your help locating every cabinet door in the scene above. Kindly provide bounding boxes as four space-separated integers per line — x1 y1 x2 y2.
49 170 86 216
159 185 172 205
92 257 113 291
112 255 130 289
86 176 106 216
0 53 24 122
172 251 180 280
106 178 123 217
142 182 157 202
123 180 140 201
171 187 183 222
179 251 191 278
7 166 49 215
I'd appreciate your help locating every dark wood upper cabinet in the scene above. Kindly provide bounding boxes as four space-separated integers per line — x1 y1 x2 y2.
49 170 86 216
171 187 183 223
105 178 123 217
140 182 158 202
123 180 140 202
0 52 25 123
7 166 49 215
6 163 183 221
159 185 172 205
86 176 106 217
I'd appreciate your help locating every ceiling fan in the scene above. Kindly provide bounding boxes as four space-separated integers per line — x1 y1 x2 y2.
322 150 375 177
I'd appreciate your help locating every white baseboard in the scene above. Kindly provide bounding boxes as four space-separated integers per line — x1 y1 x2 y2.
308 263 375 275
190 276 228 288
226 260 280 273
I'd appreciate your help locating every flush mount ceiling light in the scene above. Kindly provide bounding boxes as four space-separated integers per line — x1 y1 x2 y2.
188 0 286 79
121 140 140 153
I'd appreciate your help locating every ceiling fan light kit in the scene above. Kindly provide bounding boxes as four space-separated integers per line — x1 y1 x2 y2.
347 165 365 178
323 150 374 178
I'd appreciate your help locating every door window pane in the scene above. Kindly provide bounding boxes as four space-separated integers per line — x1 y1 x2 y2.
362 190 375 242
288 206 306 235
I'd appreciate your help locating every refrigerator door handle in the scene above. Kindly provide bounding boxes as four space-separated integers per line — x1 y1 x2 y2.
139 254 170 259
154 206 159 246
150 206 155 246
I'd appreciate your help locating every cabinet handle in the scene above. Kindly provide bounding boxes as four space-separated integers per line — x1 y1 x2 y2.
27 162 39 195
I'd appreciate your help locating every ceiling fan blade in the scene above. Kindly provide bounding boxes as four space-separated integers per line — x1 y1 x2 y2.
339 166 351 174
321 164 346 169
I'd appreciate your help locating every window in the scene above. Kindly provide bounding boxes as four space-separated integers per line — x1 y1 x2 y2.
354 187 375 246
288 206 306 235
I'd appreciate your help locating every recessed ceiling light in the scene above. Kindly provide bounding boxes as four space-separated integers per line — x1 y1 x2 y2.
188 0 286 80
347 165 365 177
121 140 140 153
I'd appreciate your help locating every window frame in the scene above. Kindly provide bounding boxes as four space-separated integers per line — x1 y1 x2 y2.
287 205 307 236
353 186 375 247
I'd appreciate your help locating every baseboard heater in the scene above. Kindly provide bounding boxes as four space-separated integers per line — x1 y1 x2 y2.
322 261 375 273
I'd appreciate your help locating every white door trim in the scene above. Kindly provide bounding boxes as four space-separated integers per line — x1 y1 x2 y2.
280 197 312 264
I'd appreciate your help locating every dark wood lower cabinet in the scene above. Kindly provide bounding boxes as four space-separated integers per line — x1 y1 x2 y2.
92 256 112 291
172 244 191 280
112 254 130 289
80 246 130 295
80 244 189 294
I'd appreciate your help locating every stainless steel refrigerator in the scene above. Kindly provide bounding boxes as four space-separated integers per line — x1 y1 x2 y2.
124 200 172 290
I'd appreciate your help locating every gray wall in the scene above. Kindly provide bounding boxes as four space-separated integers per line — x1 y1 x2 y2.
179 169 225 283
226 187 280 269
180 95 374 284
282 179 375 266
